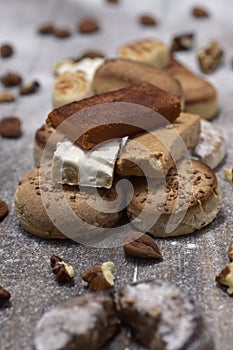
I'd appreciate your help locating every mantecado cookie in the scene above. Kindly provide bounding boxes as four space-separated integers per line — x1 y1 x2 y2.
127 159 221 237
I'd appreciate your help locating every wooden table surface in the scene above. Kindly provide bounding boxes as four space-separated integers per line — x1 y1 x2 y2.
1 0 233 349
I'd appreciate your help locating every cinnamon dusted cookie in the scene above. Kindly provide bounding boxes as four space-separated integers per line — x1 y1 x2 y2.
14 162 123 239
117 280 213 350
127 159 221 237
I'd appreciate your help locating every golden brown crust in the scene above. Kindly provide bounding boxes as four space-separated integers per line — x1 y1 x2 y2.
127 159 221 237
14 163 123 239
116 112 200 177
34 113 200 176
47 83 181 149
93 58 183 102
165 57 217 104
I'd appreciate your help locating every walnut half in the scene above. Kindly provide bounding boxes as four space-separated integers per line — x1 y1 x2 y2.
216 262 233 296
82 261 115 291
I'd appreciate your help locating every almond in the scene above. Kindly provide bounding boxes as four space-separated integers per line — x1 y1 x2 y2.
123 232 162 259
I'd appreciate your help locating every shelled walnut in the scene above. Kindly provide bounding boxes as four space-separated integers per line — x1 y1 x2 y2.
82 262 115 291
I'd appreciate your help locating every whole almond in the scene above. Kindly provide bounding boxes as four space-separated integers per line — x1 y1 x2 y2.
123 232 162 259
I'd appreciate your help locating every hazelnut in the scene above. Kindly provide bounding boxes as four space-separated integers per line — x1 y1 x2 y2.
50 254 74 283
82 261 115 291
216 262 233 296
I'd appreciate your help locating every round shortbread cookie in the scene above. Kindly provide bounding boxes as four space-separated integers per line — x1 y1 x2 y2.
127 159 221 237
53 70 93 108
192 119 226 169
15 162 123 239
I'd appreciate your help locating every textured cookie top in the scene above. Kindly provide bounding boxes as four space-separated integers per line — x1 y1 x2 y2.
129 159 218 216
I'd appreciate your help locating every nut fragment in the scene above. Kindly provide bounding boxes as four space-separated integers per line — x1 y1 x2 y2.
19 81 40 95
171 33 194 52
0 91 15 103
54 27 71 38
1 72 22 87
224 167 233 184
37 23 54 35
139 15 157 26
0 44 14 58
192 6 209 18
0 117 21 138
73 50 105 62
197 41 224 74
229 244 233 262
216 262 233 296
78 18 99 33
82 261 115 291
50 254 74 283
0 286 11 307
123 232 162 259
